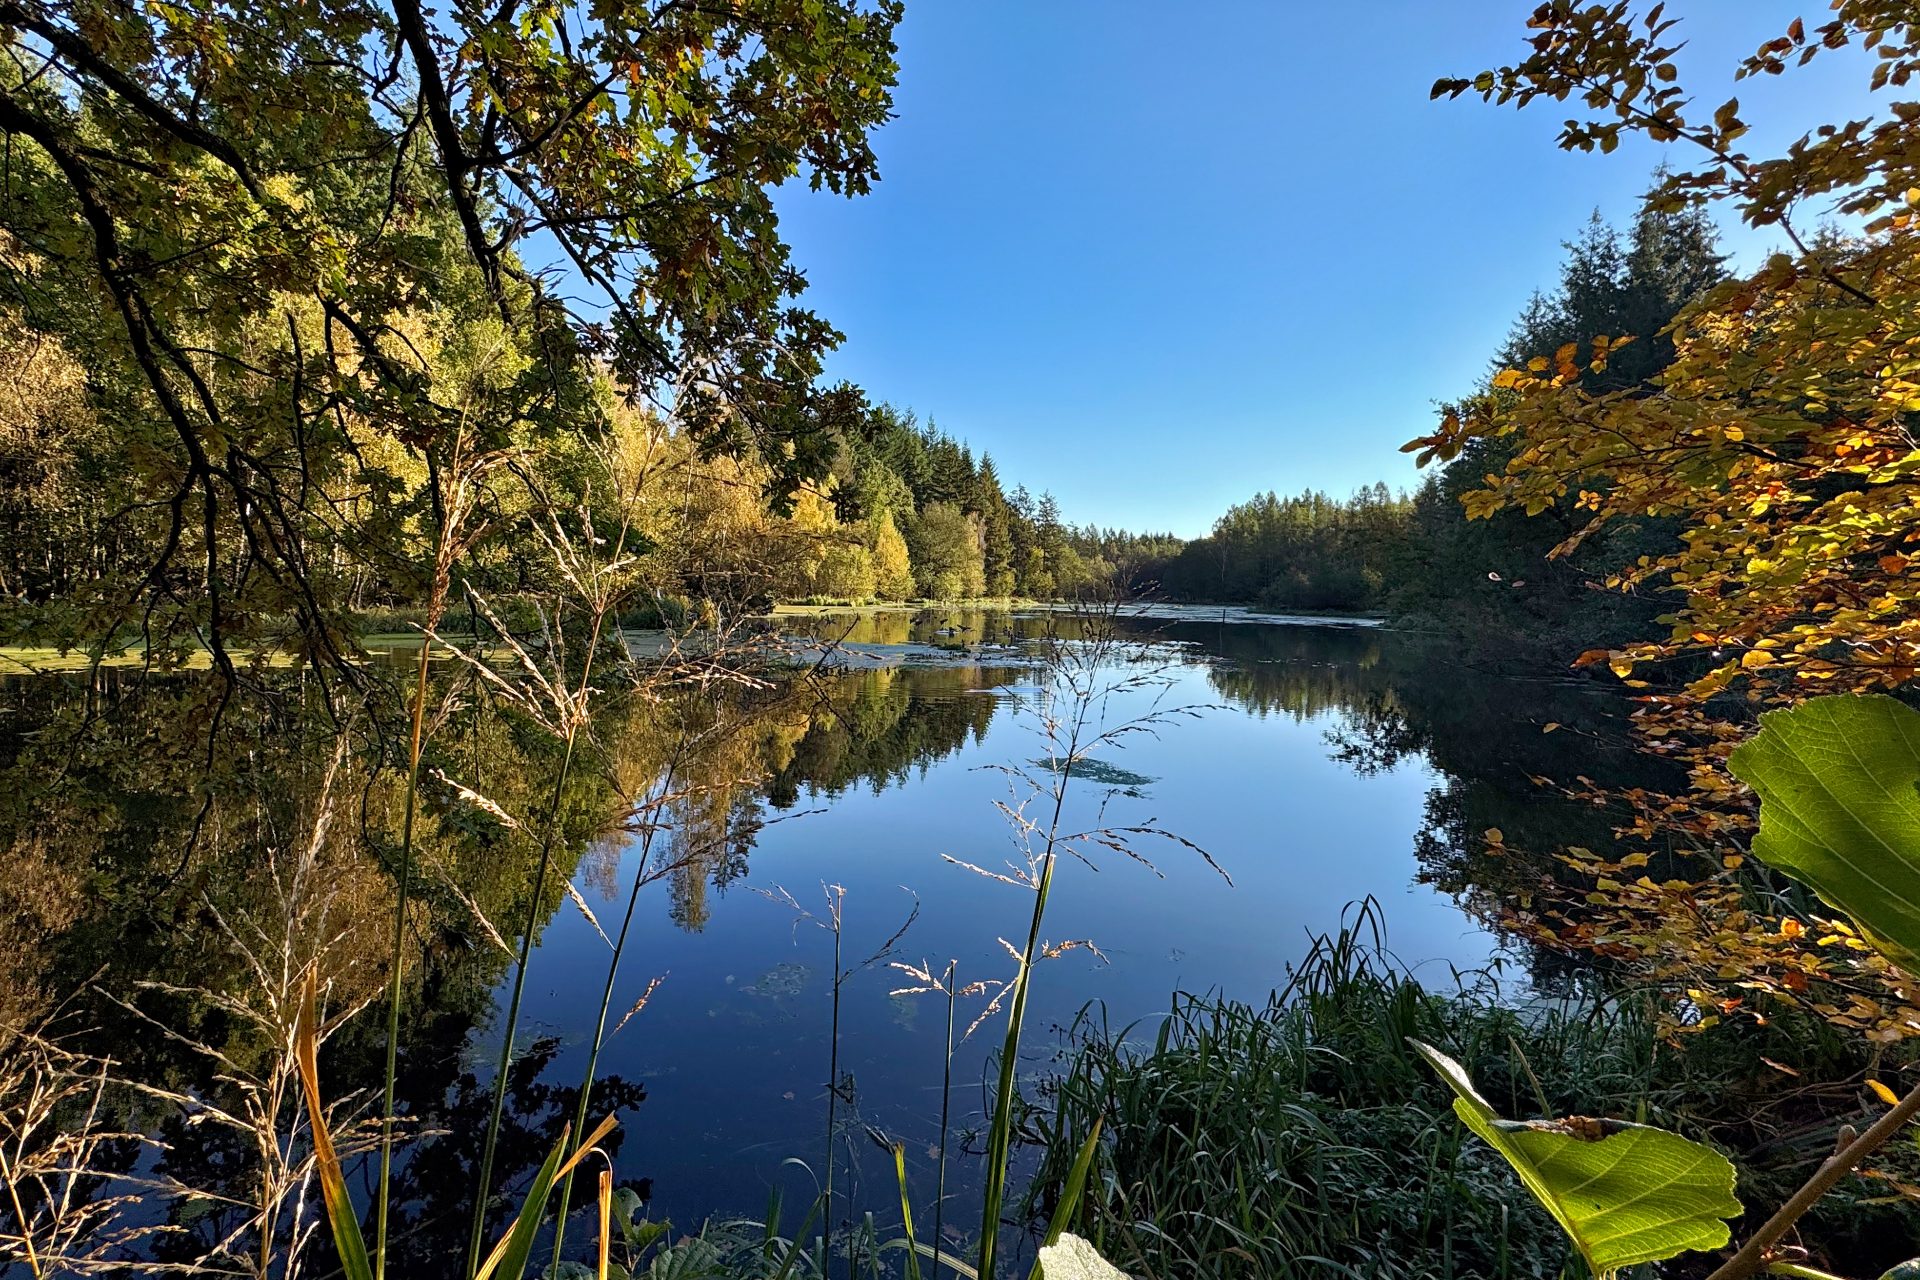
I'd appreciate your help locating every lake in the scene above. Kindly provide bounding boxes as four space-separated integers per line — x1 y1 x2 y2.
0 605 1654 1271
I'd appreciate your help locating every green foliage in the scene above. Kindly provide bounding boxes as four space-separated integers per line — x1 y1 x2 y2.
812 541 878 603
1411 689 1920 1280
1024 911 1667 1279
0 0 907 661
977 457 1018 597
822 416 1085 602
1063 527 1183 596
905 503 982 601
868 512 915 602
1035 1120 1101 1259
1727 693 1920 973
297 974 615 1280
1411 1040 1740 1276
479 1132 571 1280
1395 201 1724 661
1144 484 1412 611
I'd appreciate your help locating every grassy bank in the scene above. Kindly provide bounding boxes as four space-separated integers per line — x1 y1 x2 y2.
1017 910 1920 1279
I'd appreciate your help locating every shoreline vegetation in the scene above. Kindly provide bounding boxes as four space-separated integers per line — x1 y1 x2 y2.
1022 907 1920 1280
0 600 1390 675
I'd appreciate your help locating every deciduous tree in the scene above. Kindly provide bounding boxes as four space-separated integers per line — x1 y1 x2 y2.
1408 0 1920 1037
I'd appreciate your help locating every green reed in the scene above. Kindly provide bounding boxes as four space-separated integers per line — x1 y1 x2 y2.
374 630 432 1280
1016 901 1672 1279
547 760 678 1272
465 603 611 1278
974 764 1072 1280
971 600 1208 1280
377 423 490 1280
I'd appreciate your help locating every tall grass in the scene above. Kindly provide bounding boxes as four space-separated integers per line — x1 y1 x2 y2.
1017 902 1672 1279
376 418 506 1280
37 579 1920 1280
463 598 615 1276
761 881 922 1276
546 759 678 1273
961 601 1217 1280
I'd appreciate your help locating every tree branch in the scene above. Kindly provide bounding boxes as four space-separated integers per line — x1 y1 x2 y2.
1705 1081 1920 1280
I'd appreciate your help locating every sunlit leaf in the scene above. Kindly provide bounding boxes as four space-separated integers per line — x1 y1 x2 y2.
477 1113 618 1280
1038 1118 1103 1257
1727 693 1920 972
642 1238 723 1280
293 976 374 1280
1411 1040 1740 1275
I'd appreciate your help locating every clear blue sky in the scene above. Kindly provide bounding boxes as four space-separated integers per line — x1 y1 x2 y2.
770 2 1875 538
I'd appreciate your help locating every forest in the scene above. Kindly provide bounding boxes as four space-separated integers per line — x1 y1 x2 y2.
1071 199 1727 640
8 3 1920 1280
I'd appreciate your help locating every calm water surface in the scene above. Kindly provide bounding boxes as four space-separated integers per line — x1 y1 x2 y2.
1 606 1656 1267
479 607 1636 1225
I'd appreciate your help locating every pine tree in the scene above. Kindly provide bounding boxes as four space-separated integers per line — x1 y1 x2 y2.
1007 484 1039 594
976 456 1017 596
1035 491 1077 594
1403 192 1728 660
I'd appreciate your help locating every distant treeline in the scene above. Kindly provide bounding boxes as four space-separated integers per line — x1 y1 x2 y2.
1069 198 1725 652
812 406 1093 602
1 182 1722 636
1068 486 1412 614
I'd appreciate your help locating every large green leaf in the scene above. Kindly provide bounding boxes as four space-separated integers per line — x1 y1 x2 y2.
1411 1041 1740 1276
1726 692 1920 971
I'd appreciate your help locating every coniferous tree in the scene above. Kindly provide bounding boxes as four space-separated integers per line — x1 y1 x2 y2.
1006 484 1040 595
1395 196 1725 659
1034 492 1086 594
976 456 1017 596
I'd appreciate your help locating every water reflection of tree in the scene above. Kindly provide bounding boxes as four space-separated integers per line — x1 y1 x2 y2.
0 649 1021 1269
1 616 1686 1265
765 664 1014 805
640 663 1018 930
1182 624 1678 973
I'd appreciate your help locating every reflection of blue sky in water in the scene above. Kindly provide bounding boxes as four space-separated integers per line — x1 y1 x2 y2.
497 613 1534 1228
